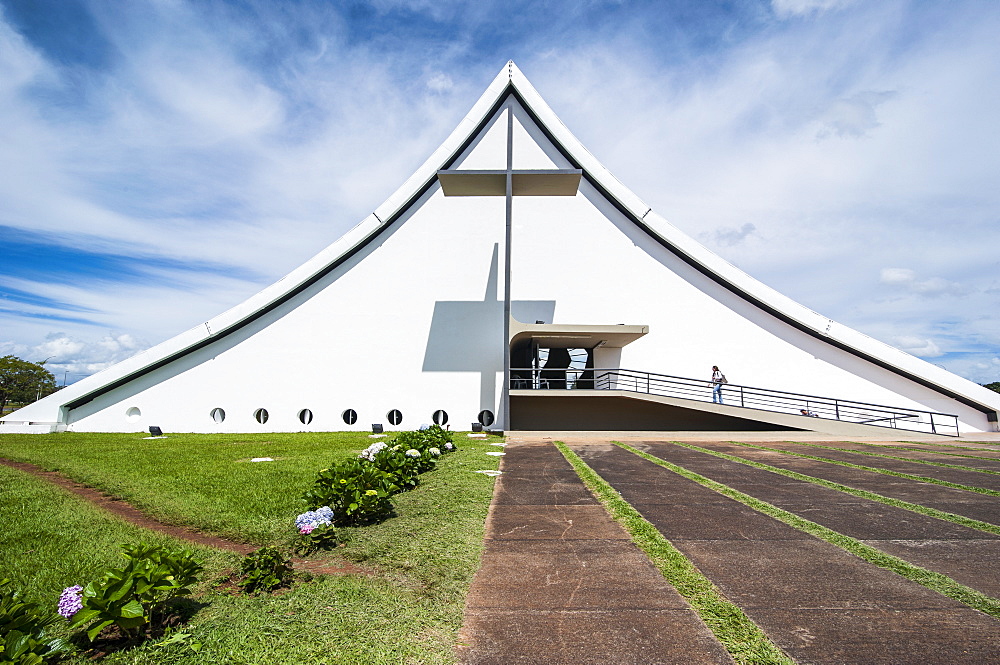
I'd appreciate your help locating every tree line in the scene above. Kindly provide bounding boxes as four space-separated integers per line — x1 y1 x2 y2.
0 355 58 415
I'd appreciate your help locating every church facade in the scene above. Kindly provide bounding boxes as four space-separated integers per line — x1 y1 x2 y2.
4 63 999 436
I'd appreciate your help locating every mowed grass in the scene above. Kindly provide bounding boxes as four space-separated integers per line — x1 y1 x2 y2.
1 431 407 544
0 431 502 664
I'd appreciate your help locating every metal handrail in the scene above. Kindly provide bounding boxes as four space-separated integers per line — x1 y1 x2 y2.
508 366 960 436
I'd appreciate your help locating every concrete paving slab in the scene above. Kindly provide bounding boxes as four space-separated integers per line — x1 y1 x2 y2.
488 504 632 540
491 477 595 505
626 501 813 541
760 608 1000 665
459 608 733 665
468 539 690 609
774 501 998 539
863 539 1000 598
677 539 957 609
458 442 733 664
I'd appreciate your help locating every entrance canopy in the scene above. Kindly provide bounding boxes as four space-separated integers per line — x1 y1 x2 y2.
509 321 648 349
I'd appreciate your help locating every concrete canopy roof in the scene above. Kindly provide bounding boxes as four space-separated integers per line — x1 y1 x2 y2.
510 322 649 349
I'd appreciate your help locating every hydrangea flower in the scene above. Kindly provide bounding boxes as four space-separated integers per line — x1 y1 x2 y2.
57 585 83 618
359 441 388 461
444 442 454 451
405 448 420 458
296 506 334 532
429 447 441 457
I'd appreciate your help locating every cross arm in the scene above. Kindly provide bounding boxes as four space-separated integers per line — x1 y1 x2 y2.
437 169 583 196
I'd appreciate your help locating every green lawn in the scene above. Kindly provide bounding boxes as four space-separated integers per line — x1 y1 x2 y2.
0 431 502 664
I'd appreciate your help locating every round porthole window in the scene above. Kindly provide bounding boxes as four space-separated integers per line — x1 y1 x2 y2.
254 408 269 424
477 409 495 427
210 408 226 424
432 409 448 426
342 409 357 425
387 409 403 426
298 409 313 425
125 406 141 423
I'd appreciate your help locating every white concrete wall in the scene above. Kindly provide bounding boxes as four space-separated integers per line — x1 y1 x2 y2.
60 109 517 433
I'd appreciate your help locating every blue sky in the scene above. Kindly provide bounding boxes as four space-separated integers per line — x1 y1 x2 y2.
1 0 999 386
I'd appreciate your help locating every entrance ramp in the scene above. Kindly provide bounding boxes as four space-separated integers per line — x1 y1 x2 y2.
509 368 960 436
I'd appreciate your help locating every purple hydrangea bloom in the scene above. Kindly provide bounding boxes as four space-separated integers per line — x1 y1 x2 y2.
295 506 333 531
57 585 83 618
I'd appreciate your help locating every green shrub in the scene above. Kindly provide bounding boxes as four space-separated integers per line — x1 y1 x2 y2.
369 448 421 491
392 426 455 455
302 459 395 525
391 431 430 452
0 579 71 664
239 547 293 594
71 543 202 642
422 425 455 449
291 523 339 556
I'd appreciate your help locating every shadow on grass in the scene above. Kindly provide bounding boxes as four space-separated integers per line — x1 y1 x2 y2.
68 597 209 659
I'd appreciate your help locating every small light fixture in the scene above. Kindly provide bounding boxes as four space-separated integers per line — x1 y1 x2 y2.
472 423 483 432
148 426 163 437
372 423 384 434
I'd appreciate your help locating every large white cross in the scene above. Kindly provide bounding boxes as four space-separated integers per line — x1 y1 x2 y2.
436 106 582 428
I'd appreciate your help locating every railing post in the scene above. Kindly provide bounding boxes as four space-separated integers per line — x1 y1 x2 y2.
740 386 744 408
646 372 650 394
835 401 840 420
930 414 937 435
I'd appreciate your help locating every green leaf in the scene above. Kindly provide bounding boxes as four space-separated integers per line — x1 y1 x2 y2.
69 608 100 629
87 619 114 642
120 599 145 619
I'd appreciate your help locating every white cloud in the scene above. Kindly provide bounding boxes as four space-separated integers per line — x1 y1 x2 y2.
816 91 897 139
892 335 943 358
772 0 858 19
704 223 758 247
879 268 972 298
426 72 455 93
0 332 149 384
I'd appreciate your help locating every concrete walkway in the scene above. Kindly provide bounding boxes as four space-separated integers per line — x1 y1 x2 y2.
457 442 733 664
573 442 1000 664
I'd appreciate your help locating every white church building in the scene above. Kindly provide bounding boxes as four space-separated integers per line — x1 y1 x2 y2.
4 63 999 436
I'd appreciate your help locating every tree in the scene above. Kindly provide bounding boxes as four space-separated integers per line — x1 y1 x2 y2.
984 382 1000 394
0 355 57 415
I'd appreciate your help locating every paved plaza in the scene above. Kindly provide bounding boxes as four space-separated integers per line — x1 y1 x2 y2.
459 433 1000 664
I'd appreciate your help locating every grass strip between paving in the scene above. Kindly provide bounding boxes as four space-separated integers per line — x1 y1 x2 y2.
669 442 1000 537
554 441 794 665
723 441 1000 498
618 442 1000 621
773 440 1000 475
